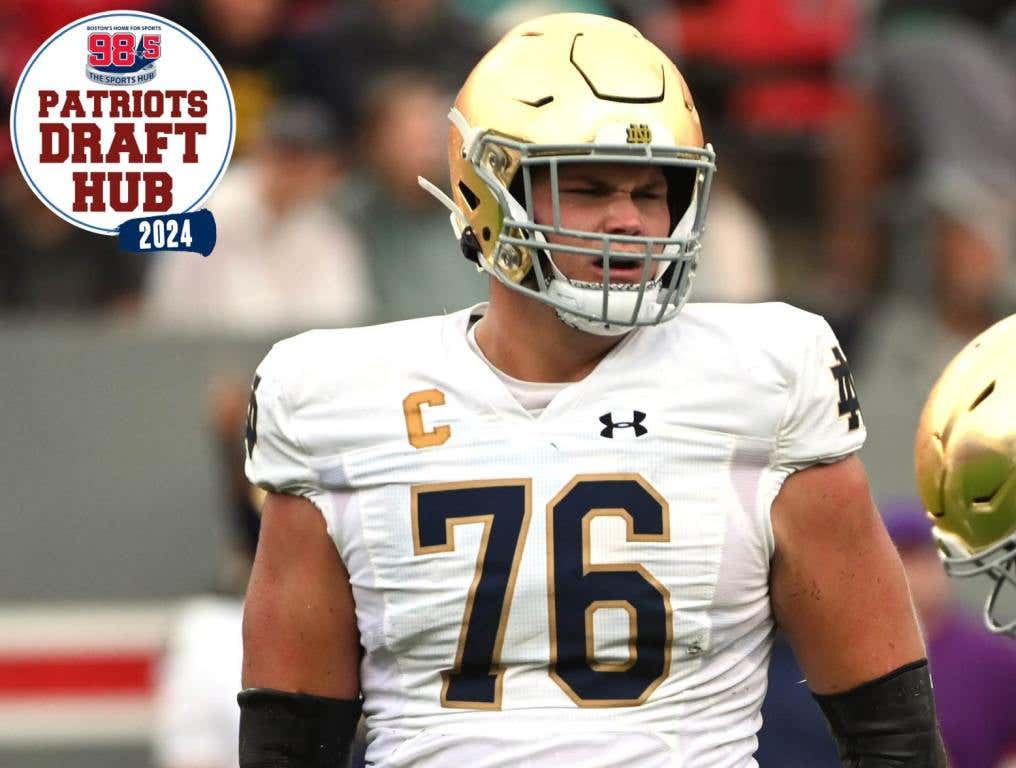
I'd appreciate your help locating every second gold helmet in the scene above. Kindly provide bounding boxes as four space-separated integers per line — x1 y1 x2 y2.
915 314 1016 635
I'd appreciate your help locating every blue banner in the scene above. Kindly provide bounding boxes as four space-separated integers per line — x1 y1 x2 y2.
118 209 216 257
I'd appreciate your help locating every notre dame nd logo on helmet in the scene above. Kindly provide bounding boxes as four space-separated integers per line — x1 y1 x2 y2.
626 123 652 144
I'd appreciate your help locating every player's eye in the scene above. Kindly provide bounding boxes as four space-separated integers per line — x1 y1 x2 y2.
634 187 666 200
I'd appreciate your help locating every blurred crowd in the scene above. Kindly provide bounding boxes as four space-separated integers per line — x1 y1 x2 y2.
2 1 1014 767
2 0 1013 365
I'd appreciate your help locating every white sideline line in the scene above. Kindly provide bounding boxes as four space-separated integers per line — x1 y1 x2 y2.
0 696 152 746
0 602 175 651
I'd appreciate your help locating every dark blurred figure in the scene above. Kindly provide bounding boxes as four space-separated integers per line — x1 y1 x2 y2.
289 0 489 139
342 73 487 320
0 169 147 316
0 88 10 174
822 0 1015 356
755 632 839 767
883 499 1016 768
157 0 314 155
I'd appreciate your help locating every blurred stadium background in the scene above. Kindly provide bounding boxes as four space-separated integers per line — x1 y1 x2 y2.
1 0 1013 766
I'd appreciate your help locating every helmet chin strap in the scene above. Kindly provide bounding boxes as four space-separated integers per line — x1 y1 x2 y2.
543 254 664 337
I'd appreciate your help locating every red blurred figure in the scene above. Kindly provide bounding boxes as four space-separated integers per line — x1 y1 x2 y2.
648 0 858 133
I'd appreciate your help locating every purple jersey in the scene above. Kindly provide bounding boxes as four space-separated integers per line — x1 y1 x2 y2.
928 611 1016 768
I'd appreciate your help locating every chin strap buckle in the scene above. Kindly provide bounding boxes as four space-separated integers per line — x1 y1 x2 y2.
460 227 481 265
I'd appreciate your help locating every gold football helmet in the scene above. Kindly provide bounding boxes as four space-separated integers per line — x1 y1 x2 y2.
915 314 1016 635
419 13 715 335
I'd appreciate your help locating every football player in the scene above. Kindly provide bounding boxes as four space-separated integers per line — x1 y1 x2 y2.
239 13 947 768
915 314 1016 637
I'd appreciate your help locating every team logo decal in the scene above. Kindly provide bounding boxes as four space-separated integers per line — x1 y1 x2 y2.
830 346 861 431
599 411 648 438
626 123 652 144
86 28 160 86
9 11 235 256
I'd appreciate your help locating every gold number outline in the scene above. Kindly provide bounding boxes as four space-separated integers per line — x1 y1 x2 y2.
411 473 672 710
546 473 672 707
411 478 532 709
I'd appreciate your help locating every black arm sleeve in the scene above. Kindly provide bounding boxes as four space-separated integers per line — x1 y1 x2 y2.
238 688 362 768
813 659 949 767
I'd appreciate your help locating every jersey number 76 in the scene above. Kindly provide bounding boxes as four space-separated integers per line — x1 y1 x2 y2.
411 473 672 709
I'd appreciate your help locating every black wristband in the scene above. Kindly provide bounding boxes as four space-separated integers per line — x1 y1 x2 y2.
238 687 361 768
813 659 948 767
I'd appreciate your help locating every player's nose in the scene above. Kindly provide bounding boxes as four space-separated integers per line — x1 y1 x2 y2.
602 192 645 236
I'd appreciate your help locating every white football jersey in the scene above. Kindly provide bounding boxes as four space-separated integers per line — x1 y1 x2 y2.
245 302 865 768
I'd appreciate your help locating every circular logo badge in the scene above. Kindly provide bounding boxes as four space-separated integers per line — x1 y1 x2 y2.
9 10 235 240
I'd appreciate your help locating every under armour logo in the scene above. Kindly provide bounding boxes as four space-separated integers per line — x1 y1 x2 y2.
599 411 648 438
245 374 261 458
829 347 861 431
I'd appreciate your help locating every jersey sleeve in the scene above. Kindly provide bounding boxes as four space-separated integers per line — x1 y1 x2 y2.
771 315 866 472
243 344 321 499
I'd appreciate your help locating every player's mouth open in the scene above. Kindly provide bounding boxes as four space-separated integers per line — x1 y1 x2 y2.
593 256 645 281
